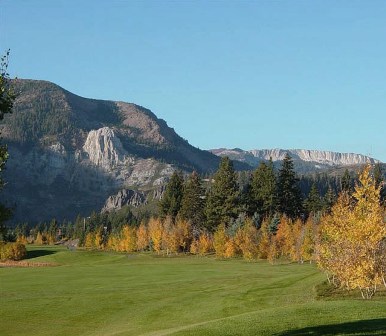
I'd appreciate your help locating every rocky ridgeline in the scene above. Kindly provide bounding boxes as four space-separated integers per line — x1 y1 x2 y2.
248 149 379 166
211 148 380 170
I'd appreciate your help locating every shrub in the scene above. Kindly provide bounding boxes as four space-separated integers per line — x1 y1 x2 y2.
0 242 27 261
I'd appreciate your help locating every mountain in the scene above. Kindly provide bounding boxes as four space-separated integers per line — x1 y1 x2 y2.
0 79 231 223
210 148 381 173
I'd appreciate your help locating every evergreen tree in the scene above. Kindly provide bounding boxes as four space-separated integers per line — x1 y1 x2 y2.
304 183 323 215
0 51 15 241
205 157 240 231
374 163 383 188
250 159 277 218
159 171 184 220
341 169 352 193
323 185 336 213
268 213 280 234
180 171 206 229
277 153 303 219
374 163 385 203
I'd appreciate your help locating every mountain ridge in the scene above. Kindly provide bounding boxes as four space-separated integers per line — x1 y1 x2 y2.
0 79 381 223
0 79 230 223
210 148 381 172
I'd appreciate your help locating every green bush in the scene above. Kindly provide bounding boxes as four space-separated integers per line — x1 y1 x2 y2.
0 242 27 261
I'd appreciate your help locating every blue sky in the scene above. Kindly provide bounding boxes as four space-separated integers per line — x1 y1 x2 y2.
1 0 385 162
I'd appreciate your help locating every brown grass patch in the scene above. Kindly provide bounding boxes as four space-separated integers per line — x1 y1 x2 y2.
0 260 59 268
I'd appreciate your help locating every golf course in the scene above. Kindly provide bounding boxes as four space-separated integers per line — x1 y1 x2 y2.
1 245 385 336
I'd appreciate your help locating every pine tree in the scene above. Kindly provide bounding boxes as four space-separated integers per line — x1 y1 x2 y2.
341 169 352 193
250 159 277 218
323 185 336 213
374 163 385 203
159 171 184 220
304 183 323 215
0 51 15 241
277 153 303 219
180 171 206 229
205 157 240 231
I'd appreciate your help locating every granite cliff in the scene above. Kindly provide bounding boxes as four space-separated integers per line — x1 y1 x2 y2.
211 148 380 173
0 79 221 223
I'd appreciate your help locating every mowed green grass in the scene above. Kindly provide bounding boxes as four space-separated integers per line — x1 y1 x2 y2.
1 246 385 336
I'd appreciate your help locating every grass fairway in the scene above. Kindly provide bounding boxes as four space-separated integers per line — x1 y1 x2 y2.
1 246 385 336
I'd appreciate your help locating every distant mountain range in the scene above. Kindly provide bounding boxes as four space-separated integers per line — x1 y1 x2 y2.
0 79 382 223
210 148 381 173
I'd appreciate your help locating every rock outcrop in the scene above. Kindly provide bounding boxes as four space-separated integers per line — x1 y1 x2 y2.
211 148 380 172
83 127 130 169
102 189 147 213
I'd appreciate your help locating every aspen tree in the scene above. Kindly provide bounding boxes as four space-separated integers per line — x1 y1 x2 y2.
148 217 163 254
136 222 149 251
213 224 228 258
318 165 386 298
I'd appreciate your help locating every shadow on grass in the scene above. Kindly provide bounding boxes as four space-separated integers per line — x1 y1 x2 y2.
275 319 386 336
25 249 56 259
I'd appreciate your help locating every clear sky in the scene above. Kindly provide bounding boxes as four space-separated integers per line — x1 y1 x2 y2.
1 0 385 162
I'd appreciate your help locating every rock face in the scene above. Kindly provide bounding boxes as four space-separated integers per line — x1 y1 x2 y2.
83 127 130 169
102 189 147 213
248 149 379 166
211 148 380 172
0 79 222 223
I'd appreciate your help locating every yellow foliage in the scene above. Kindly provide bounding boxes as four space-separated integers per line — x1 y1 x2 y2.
291 219 303 262
94 230 104 250
317 164 386 298
148 217 163 254
301 217 315 263
276 216 294 259
213 224 228 258
84 232 95 249
236 219 259 261
197 233 213 255
120 225 137 252
267 237 279 264
106 235 119 251
175 218 192 252
46 234 56 245
35 232 45 245
16 235 28 245
136 222 149 251
224 238 237 258
190 238 199 254
0 242 27 260
162 217 179 255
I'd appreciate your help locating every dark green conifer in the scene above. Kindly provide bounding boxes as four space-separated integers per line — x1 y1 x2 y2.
323 185 336 213
180 171 206 229
159 171 184 220
205 157 240 231
304 183 323 215
250 159 277 218
277 153 303 219
341 169 352 193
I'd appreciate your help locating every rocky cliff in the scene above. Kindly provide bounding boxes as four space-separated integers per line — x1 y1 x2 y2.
102 189 147 213
211 148 380 172
0 79 222 223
